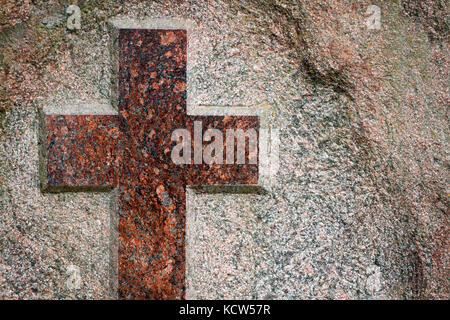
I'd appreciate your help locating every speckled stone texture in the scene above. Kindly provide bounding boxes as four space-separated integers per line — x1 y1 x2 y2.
41 29 259 299
0 0 448 300
44 115 119 189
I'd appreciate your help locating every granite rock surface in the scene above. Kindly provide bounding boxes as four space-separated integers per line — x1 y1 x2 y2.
0 0 448 299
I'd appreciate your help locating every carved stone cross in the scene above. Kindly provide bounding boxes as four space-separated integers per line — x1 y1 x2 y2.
40 27 261 299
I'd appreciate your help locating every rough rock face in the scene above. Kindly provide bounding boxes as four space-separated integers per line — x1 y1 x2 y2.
0 0 448 299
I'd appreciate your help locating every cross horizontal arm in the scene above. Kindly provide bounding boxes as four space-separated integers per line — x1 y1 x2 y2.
185 115 259 186
41 114 120 192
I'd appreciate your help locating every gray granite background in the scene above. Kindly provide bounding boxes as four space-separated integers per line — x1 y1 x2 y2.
0 1 448 299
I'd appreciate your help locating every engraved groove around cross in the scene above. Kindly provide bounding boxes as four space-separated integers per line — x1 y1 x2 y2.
41 28 260 299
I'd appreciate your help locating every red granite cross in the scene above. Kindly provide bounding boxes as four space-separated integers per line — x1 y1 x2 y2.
41 29 259 299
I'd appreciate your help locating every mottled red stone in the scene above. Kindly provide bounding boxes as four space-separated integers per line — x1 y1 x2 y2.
45 115 119 188
43 29 259 299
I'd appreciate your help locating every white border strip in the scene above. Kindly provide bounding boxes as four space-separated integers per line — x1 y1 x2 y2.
108 17 196 31
43 99 118 115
